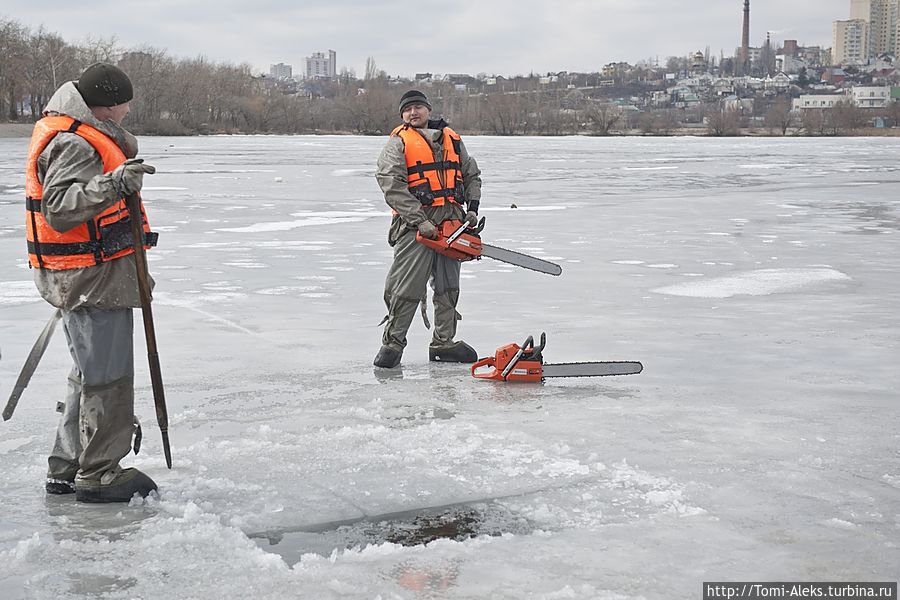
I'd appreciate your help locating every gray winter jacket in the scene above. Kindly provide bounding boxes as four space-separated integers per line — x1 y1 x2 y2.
31 81 151 310
376 121 482 245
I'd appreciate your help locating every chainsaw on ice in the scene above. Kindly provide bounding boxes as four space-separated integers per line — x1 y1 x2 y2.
472 333 643 382
416 217 562 276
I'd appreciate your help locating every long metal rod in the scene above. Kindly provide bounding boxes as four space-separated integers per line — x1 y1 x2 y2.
3 309 62 421
126 193 172 468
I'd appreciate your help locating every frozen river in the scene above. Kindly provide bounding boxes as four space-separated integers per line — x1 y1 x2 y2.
0 134 898 599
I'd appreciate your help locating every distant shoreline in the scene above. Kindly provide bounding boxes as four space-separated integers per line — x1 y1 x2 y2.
4 122 900 138
0 124 33 138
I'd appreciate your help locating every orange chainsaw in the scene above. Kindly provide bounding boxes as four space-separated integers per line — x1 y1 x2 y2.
472 333 643 383
416 218 562 276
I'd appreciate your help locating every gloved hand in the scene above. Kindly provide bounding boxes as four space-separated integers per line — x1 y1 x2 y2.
417 220 438 240
111 158 156 197
464 211 478 227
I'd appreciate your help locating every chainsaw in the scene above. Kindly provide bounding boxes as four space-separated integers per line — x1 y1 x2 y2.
416 217 562 276
471 333 643 382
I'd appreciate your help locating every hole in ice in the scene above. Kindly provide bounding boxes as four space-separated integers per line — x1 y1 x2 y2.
250 502 533 561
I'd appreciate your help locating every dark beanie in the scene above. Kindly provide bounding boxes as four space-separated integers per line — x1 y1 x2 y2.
76 63 134 107
399 90 431 115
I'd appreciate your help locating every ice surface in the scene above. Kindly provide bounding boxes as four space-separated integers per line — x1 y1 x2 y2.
653 267 852 298
1 135 898 599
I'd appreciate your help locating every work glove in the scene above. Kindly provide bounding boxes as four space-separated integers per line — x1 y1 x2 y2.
464 211 478 227
110 158 156 197
417 220 438 240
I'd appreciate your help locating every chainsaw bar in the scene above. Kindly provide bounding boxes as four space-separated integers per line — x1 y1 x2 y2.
472 333 644 383
416 218 563 276
481 244 563 276
3 309 62 421
541 361 643 378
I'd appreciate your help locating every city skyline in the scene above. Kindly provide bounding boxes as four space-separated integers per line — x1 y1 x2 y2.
8 0 846 77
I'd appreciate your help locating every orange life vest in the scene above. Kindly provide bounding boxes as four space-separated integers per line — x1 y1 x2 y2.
25 116 154 270
391 124 464 207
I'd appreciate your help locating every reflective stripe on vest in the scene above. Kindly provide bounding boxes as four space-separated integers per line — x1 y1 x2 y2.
25 116 153 270
390 124 463 207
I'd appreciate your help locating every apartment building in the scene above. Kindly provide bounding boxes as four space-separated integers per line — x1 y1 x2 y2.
269 63 293 81
851 85 892 107
848 0 899 56
833 19 870 64
305 50 337 80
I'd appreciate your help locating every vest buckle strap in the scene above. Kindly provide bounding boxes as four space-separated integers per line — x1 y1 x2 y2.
406 160 461 176
27 240 100 257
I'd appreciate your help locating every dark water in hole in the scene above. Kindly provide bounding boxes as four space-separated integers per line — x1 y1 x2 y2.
251 502 533 563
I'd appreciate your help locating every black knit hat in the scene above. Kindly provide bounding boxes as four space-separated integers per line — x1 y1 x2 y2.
399 90 431 115
76 63 134 107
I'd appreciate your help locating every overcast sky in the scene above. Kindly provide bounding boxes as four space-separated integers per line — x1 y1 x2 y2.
7 0 848 77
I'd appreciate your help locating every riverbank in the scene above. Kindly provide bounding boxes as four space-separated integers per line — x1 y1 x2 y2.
0 123 33 137
4 121 900 138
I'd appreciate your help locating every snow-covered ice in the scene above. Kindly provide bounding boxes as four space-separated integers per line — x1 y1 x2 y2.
1 135 898 599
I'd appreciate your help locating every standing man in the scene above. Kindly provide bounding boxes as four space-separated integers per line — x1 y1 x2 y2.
26 63 158 502
374 90 482 369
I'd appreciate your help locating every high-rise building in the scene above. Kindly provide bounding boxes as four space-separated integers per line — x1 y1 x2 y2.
305 50 337 80
269 63 293 80
833 19 871 64
849 0 898 57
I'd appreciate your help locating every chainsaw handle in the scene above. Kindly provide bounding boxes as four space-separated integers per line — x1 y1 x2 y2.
531 332 547 362
500 335 533 379
471 356 497 379
448 216 485 246
520 335 534 351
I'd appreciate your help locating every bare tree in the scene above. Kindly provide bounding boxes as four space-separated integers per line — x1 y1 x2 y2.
165 57 215 131
705 105 742 136
234 95 271 132
337 83 395 134
337 66 356 86
883 99 900 127
799 109 825 136
363 57 385 82
638 109 679 135
584 101 621 135
77 35 120 65
481 93 527 135
828 100 868 135
0 18 28 119
32 28 75 91
764 98 794 135
118 47 175 125
210 63 257 130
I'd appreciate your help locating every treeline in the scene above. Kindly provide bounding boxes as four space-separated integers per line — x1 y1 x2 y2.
0 20 595 135
2 15 896 138
0 16 307 135
0 15 645 136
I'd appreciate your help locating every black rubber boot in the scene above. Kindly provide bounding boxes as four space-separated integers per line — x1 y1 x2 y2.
429 341 478 363
75 468 158 503
45 479 76 495
373 346 402 369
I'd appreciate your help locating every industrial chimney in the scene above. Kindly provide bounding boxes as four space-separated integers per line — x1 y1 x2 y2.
740 0 750 76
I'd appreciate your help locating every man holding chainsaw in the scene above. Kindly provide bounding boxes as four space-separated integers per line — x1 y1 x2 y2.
24 63 158 502
374 90 483 369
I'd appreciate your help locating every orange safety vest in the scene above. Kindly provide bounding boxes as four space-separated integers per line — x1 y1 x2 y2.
25 116 154 270
391 124 464 207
